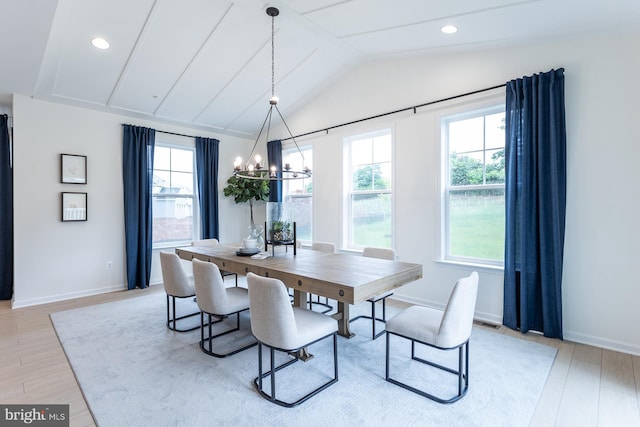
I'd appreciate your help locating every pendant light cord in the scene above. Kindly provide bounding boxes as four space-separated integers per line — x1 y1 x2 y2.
271 14 275 98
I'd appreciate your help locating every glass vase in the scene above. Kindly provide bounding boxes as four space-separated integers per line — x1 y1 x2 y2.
266 202 294 243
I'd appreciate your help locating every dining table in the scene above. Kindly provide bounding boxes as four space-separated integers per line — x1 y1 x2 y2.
175 243 423 340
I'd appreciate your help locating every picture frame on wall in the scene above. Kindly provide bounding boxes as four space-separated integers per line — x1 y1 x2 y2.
61 153 87 184
61 192 87 222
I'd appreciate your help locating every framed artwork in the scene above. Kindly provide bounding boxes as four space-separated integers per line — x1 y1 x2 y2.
61 192 87 222
61 154 87 184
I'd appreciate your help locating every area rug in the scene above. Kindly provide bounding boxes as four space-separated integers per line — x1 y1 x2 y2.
51 290 556 427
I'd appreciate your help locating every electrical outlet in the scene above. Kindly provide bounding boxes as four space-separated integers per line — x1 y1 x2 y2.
106 261 113 270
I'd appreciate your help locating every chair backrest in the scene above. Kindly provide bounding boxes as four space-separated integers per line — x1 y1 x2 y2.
246 273 298 349
310 242 336 253
192 258 228 314
192 238 220 247
362 247 396 261
437 272 479 348
159 252 194 297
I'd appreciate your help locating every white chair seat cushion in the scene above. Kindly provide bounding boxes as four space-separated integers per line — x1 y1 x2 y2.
219 287 251 315
385 305 443 347
171 278 196 298
289 307 338 350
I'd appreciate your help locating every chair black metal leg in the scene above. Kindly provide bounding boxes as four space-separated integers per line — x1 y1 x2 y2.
166 295 200 332
270 347 276 402
386 332 470 404
349 295 391 339
258 343 263 391
308 294 333 314
199 310 256 358
252 333 338 407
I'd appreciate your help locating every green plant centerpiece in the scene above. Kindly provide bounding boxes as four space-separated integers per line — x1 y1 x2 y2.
223 175 270 248
270 220 292 242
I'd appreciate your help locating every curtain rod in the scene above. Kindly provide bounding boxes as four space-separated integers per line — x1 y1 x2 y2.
122 124 199 139
155 129 199 139
281 83 506 142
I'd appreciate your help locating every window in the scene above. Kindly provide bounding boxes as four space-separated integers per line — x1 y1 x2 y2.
283 145 313 242
344 129 393 249
442 105 505 265
152 144 198 247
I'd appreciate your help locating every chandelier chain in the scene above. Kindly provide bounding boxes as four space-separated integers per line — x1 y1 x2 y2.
271 13 275 98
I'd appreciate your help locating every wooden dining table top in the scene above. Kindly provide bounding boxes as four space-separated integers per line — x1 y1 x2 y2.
175 243 423 306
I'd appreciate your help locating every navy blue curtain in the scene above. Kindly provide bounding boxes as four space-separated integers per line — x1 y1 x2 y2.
122 125 155 290
195 137 220 239
0 115 13 300
503 68 566 339
267 139 282 202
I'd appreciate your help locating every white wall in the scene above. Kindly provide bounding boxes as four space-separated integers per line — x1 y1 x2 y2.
279 31 640 355
11 95 253 307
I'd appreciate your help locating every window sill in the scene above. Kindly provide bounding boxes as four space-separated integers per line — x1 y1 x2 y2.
435 259 504 274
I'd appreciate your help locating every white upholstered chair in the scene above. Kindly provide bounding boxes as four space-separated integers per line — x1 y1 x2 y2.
159 252 200 332
247 273 339 407
385 271 479 403
192 258 256 357
349 247 396 339
192 238 219 246
308 242 336 313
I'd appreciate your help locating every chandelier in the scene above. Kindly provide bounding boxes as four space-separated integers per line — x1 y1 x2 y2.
233 7 311 181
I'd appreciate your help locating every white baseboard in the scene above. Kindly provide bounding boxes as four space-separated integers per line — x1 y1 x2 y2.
563 330 640 357
389 294 640 356
11 283 126 309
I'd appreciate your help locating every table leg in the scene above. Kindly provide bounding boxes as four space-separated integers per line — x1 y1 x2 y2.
293 289 308 309
292 289 313 361
335 301 355 338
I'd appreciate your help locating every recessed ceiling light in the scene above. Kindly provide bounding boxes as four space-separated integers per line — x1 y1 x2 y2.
91 37 110 50
441 25 458 34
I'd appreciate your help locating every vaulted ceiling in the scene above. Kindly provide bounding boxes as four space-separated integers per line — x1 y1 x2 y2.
1 0 639 137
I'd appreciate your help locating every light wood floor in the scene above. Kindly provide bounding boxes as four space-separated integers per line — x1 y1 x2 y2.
1 287 639 427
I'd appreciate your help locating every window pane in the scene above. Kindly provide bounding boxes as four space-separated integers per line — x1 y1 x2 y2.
154 146 170 170
152 196 194 245
375 162 392 190
485 149 505 184
351 138 372 165
449 116 484 154
351 193 391 248
283 146 313 241
449 151 484 185
449 188 504 261
373 134 392 163
283 148 312 195
171 148 193 173
286 195 312 241
152 171 170 194
485 112 506 150
171 171 194 194
152 144 196 247
353 165 373 191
